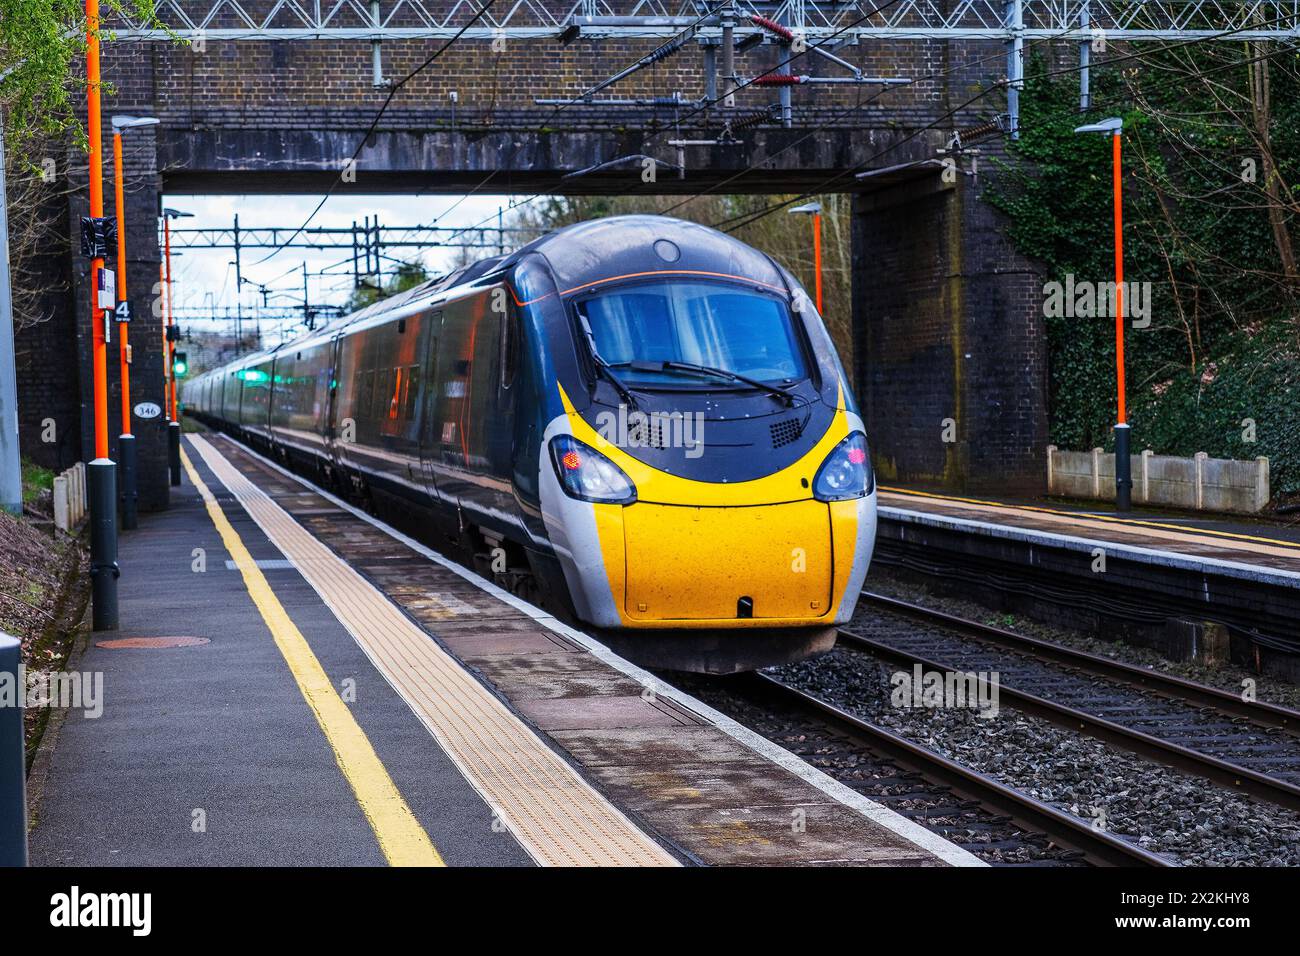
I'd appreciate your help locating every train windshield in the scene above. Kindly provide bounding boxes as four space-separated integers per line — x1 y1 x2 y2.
577 280 807 387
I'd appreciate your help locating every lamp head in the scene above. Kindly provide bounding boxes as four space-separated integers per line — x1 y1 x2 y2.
162 208 194 220
788 202 823 215
1074 117 1123 136
112 115 160 132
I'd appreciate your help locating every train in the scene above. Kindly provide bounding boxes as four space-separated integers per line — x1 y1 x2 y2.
186 214 877 673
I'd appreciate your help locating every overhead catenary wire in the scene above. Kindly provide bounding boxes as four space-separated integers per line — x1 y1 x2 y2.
392 6 1295 274
714 13 1300 234
658 21 1073 219
431 0 916 248
249 0 497 268
427 0 734 237
719 36 1300 234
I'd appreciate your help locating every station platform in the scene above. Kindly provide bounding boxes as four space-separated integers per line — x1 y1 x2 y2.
874 485 1300 677
27 434 979 868
879 486 1300 575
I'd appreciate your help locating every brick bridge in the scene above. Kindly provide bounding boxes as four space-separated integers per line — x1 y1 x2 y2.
21 16 1049 510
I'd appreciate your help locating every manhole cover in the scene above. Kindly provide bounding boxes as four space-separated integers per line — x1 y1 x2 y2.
96 636 211 649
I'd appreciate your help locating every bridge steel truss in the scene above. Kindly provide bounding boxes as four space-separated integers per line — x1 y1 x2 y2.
111 0 1300 41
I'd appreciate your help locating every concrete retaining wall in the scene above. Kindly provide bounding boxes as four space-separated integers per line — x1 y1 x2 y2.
1047 446 1270 514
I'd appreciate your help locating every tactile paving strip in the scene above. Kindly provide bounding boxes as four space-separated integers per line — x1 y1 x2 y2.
189 434 677 867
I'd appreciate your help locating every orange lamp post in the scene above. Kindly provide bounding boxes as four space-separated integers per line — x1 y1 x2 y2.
84 0 118 629
789 202 824 314
1075 117 1131 511
110 115 159 530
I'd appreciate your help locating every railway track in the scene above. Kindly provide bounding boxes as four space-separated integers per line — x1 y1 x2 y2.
686 672 1172 867
846 592 1300 814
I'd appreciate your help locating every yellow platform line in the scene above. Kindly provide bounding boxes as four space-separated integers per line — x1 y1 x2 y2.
180 448 444 867
188 434 678 867
879 486 1300 559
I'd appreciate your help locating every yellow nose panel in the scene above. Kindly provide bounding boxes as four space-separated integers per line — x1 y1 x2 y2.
622 501 833 621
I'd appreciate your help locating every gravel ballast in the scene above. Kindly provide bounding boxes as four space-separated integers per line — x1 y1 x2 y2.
771 645 1300 866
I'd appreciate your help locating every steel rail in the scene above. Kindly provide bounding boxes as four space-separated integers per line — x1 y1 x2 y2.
859 591 1300 735
739 672 1173 867
838 617 1300 813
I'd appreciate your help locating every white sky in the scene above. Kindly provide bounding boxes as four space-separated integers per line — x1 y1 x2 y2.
162 192 528 346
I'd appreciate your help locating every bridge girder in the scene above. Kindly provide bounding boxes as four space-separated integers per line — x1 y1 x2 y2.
112 0 1300 42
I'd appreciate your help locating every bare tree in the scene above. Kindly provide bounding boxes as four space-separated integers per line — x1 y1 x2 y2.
3 132 76 335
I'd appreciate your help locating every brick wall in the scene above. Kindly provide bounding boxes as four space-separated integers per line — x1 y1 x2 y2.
853 161 1049 494
12 168 80 473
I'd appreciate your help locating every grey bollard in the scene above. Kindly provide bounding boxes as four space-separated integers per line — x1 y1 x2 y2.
0 633 26 866
119 434 138 530
88 459 120 631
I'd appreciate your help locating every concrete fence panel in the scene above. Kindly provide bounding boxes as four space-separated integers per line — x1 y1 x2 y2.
1044 446 1098 499
52 463 88 532
1047 447 1269 514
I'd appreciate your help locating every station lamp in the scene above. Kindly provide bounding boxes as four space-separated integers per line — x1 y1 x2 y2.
1073 117 1131 512
109 114 159 531
788 201 824 315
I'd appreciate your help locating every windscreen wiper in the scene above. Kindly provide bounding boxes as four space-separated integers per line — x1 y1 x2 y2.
612 360 798 407
577 309 641 411
594 358 641 411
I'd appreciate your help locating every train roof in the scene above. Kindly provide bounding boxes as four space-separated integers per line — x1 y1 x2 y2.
203 215 788 374
516 215 787 294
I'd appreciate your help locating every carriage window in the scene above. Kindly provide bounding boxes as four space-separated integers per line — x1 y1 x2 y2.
362 369 375 417
387 367 402 420
404 366 421 418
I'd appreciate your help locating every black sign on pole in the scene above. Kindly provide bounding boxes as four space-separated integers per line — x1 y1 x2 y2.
115 301 132 323
79 216 117 259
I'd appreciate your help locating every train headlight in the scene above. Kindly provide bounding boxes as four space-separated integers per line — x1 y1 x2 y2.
549 435 637 504
812 432 874 501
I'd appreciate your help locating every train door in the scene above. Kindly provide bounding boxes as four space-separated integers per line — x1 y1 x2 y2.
264 354 280 452
426 299 476 514
487 291 520 507
381 312 424 491
236 366 246 435
417 311 443 502
323 333 344 467
427 290 517 535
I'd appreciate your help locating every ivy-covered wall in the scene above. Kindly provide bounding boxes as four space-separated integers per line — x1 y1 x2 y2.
987 55 1300 501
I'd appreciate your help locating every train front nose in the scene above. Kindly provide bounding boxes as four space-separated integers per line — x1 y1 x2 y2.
621 501 835 622
543 389 877 632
